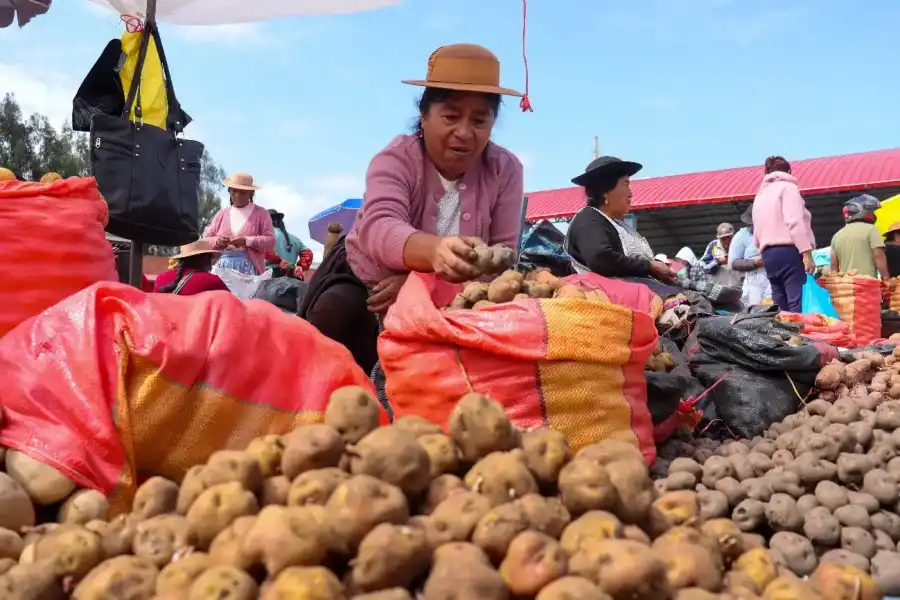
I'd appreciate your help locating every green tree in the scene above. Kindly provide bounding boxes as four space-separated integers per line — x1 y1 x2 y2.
199 149 225 232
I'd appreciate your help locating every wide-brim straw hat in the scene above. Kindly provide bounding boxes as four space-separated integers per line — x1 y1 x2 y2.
886 221 900 236
402 43 523 97
223 172 259 191
173 240 221 260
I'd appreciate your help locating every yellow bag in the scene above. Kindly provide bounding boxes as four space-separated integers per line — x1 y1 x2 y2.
119 31 168 129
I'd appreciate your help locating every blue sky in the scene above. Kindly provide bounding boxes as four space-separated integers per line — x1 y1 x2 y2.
2 0 899 257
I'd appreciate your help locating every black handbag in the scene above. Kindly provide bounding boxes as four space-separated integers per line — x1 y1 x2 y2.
90 22 204 247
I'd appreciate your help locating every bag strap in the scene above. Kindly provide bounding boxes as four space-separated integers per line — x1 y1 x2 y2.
120 21 186 134
173 271 196 295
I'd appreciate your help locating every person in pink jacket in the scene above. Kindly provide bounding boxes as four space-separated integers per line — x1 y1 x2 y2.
751 156 816 312
202 172 276 276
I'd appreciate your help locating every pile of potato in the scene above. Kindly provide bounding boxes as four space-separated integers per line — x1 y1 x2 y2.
447 269 608 310
0 389 885 599
654 349 900 595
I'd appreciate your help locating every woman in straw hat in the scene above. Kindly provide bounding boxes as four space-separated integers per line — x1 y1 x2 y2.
201 172 276 276
883 221 900 278
300 43 525 377
154 240 229 295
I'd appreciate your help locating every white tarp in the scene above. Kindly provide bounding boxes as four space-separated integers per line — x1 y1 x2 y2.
85 0 403 25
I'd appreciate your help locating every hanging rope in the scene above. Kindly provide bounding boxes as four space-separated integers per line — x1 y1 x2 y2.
519 0 533 112
121 14 143 32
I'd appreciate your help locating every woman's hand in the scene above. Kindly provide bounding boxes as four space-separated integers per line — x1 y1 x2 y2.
753 256 764 269
368 274 408 314
802 251 815 273
431 236 483 282
214 236 230 250
650 260 678 284
230 236 247 249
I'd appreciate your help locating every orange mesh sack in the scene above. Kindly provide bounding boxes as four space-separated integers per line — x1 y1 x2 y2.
0 282 378 514
818 274 882 346
0 177 117 338
378 273 659 463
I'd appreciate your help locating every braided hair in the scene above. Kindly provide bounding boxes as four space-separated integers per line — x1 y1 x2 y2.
272 215 293 253
157 254 213 294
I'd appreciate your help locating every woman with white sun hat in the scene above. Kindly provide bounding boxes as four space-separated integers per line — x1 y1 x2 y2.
201 172 276 276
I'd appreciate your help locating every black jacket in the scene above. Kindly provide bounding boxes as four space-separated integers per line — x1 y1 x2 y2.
567 208 652 278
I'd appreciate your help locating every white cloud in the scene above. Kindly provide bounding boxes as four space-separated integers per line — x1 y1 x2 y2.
255 174 364 262
171 22 266 45
0 63 77 127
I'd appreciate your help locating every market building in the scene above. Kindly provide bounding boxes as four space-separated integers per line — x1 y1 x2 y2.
524 148 900 257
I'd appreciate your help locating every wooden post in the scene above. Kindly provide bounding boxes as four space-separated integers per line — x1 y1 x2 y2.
593 136 599 159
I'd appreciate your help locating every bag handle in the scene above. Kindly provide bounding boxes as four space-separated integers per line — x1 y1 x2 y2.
121 20 186 134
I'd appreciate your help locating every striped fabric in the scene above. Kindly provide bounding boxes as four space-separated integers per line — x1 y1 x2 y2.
378 273 659 463
0 282 378 515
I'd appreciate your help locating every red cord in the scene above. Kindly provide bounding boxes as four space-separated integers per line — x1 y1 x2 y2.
121 14 144 32
519 0 533 112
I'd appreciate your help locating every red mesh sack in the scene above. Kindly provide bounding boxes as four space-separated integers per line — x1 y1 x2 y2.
0 177 117 338
818 274 882 346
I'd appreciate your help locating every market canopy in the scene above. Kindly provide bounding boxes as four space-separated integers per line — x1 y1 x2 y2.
85 0 403 24
0 0 51 28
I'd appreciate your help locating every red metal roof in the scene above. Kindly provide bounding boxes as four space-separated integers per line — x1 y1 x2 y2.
525 148 900 221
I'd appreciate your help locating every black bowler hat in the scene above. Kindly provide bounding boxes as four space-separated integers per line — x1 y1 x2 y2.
571 156 643 187
741 205 753 225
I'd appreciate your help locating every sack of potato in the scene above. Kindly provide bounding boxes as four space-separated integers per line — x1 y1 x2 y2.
0 389 884 599
0 281 380 516
652 349 900 596
819 273 883 346
379 271 660 462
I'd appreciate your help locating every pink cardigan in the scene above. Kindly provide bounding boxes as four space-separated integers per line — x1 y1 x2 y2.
202 203 275 275
345 134 524 287
752 172 816 253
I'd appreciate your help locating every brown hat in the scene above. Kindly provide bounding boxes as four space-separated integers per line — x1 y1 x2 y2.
222 172 259 191
402 44 523 97
886 222 900 236
172 240 221 260
716 222 736 238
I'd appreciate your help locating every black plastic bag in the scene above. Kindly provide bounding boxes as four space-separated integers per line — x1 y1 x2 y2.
646 338 694 424
72 39 125 133
252 278 308 314
517 220 574 276
686 315 834 439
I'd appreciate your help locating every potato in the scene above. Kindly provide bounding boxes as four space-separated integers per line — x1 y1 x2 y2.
648 491 700 537
607 459 654 525
877 400 900 430
576 440 645 467
656 542 724 592
459 281 490 305
432 541 492 567
288 468 349 508
815 364 844 390
186 481 259 550
133 514 190 568
733 548 778 594
240 505 327 576
281 424 344 481
244 435 285 478
4 451 75 506
560 511 624 555
352 590 414 600
797 494 819 514
701 456 735 488
156 553 214 594
623 525 651 546
57 490 108 526
819 549 870 572
871 510 900 541
765 470 805 498
207 516 256 570
72 555 158 600
177 465 209 514
472 503 530 564
834 504 870 529
0 529 23 561
428 491 492 546
815 480 848 512
714 477 747 507
422 558 507 600
791 453 837 487
862 468 899 504
743 478 774 503
568 539 670 598
258 475 289 507
521 428 572 486
733 499 766 532
325 475 409 555
488 277 521 303
768 532 816 576
448 393 519 462
666 472 699 491
836 453 873 486
766 494 802 532
465 451 538 506
324 386 381 445
871 550 900 596
535 576 608 600
810 562 881 600
420 474 466 515
701 519 745 564
188 565 257 600
803 507 841 546
498 531 567 596
418 433 461 478
669 457 703 479
698 490 730 520
515 494 570 538
133 476 179 519
0 560 63 599
840 527 876 559
350 426 432 497
391 416 443 438
762 576 820 599
0 475 33 533
351 523 429 592
557 460 616 516
34 526 103 579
